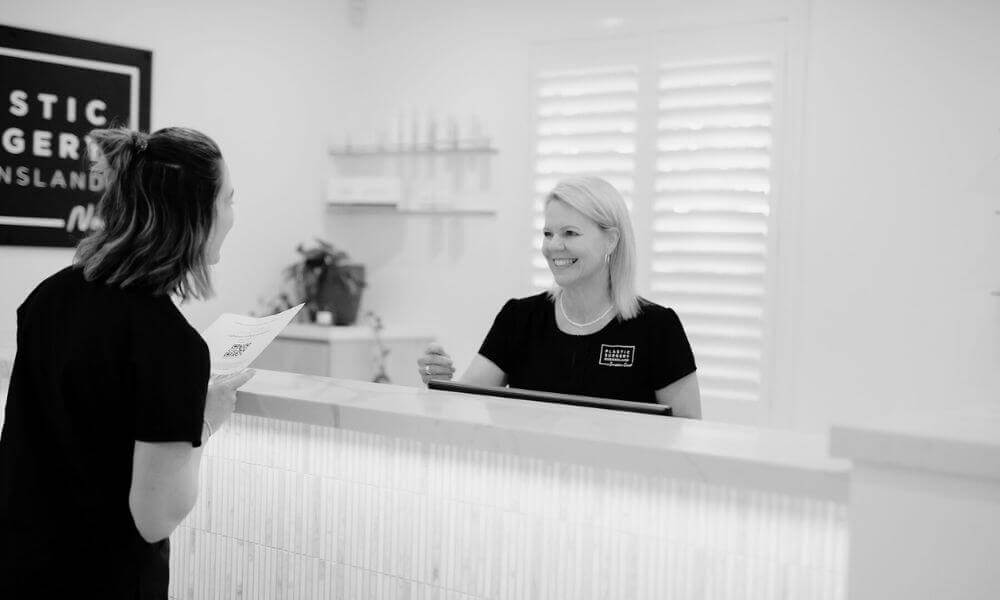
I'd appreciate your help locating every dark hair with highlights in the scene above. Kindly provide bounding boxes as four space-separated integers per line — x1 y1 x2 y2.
75 126 223 301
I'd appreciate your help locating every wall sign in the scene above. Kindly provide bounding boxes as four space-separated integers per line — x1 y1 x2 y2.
0 25 151 247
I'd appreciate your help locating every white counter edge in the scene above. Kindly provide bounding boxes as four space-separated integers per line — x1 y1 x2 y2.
829 405 1000 481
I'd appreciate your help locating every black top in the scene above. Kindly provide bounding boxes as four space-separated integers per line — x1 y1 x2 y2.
478 293 697 404
0 266 209 598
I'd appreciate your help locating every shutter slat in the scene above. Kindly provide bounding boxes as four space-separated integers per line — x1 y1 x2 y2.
537 150 636 159
539 80 639 98
672 303 763 320
537 169 636 179
538 157 635 171
658 127 772 151
652 280 765 298
539 110 639 122
659 60 773 90
536 131 640 142
535 176 635 194
653 236 768 254
658 83 774 109
655 251 767 264
653 217 768 235
659 109 773 130
655 173 771 194
539 122 637 136
659 159 770 172
654 193 769 214
685 323 761 340
538 66 639 80
691 343 761 362
539 94 639 111
653 262 766 277
658 102 774 115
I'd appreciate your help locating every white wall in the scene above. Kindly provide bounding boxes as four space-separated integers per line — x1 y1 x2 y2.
793 0 1000 429
3 0 998 432
1 0 360 342
335 0 1000 429
327 0 804 379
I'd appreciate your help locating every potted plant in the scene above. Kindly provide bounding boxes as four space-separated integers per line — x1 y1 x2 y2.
275 238 366 325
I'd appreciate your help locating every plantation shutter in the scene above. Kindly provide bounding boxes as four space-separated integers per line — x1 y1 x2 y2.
649 57 776 405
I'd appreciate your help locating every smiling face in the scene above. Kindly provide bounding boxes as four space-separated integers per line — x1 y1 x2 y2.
542 199 618 290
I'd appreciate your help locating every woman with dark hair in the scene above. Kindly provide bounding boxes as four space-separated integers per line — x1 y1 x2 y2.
0 126 252 598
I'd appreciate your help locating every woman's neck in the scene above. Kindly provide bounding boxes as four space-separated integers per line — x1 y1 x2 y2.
559 281 613 323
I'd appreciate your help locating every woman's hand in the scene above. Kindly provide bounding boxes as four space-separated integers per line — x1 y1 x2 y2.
204 369 255 436
417 343 456 385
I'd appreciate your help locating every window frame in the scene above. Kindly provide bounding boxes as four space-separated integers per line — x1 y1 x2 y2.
530 21 799 425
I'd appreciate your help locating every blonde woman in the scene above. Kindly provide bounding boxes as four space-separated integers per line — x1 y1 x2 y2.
0 127 252 598
418 176 701 418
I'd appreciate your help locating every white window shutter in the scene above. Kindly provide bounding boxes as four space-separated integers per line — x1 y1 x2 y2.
650 58 776 405
532 66 639 290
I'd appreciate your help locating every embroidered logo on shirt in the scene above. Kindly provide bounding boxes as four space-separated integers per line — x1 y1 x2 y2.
599 344 635 367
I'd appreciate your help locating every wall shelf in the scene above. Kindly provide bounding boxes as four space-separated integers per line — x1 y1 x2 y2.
329 144 498 157
327 138 498 214
327 203 495 216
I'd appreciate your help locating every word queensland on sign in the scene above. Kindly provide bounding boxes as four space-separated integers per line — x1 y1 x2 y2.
0 25 151 247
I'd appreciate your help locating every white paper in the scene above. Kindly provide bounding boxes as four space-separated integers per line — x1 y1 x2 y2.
200 304 304 374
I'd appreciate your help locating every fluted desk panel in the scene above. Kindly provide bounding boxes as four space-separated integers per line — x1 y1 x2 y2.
168 370 849 599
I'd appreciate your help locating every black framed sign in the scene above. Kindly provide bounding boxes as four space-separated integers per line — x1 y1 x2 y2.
0 25 151 247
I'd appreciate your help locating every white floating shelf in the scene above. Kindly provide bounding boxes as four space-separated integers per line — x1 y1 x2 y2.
326 203 495 216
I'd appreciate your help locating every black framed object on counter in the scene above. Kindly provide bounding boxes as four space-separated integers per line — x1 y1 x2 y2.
427 379 672 416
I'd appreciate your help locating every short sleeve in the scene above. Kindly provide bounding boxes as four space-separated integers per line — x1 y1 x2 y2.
130 299 210 447
650 307 697 390
477 299 520 376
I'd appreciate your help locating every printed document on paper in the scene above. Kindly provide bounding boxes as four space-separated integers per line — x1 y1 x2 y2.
201 304 304 374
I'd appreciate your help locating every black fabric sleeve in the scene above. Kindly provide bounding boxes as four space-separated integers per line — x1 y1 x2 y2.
477 299 520 376
650 307 698 390
130 300 209 447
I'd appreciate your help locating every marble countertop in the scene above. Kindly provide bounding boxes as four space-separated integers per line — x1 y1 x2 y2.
829 404 1000 481
236 369 849 501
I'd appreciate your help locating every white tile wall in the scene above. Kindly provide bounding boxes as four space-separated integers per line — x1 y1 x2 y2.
170 413 848 599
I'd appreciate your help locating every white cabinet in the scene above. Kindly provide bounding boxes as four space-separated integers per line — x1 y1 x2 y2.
252 324 432 387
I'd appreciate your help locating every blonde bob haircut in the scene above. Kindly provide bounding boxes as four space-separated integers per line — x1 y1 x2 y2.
545 176 640 320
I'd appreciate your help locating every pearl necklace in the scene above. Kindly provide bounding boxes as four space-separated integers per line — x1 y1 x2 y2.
558 295 614 328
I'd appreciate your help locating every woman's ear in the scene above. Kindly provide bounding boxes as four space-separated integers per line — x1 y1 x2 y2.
606 227 621 254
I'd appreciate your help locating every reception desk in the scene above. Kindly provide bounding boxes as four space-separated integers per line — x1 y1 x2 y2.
2 362 993 599
168 370 851 599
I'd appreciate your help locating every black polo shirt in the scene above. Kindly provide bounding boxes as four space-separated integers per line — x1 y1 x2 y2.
0 266 208 598
478 293 697 404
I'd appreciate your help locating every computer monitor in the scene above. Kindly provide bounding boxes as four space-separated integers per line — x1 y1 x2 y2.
427 379 672 416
